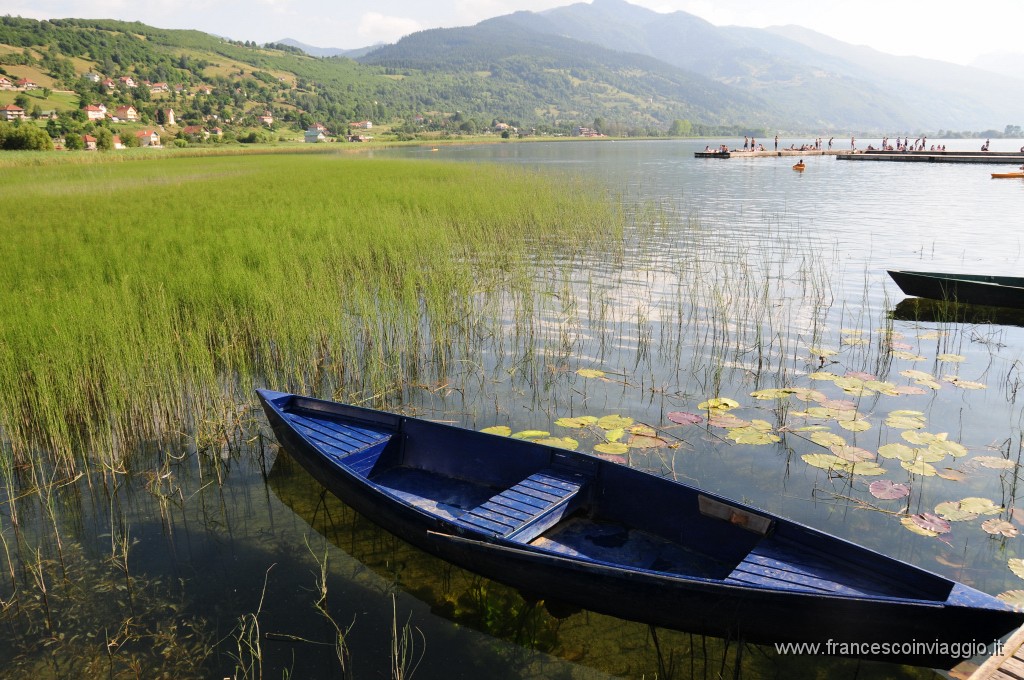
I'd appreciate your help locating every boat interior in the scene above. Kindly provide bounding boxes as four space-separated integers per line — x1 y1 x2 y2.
274 394 954 602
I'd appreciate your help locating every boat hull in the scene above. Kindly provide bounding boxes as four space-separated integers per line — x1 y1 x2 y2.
258 389 1023 668
888 270 1024 310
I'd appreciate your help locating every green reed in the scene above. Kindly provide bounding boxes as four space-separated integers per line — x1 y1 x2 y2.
0 153 620 468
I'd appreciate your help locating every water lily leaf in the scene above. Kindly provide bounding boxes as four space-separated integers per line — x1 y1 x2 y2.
934 501 979 522
727 427 781 445
791 388 829 402
886 415 926 430
841 329 865 336
845 370 876 380
511 429 549 440
878 443 916 461
900 369 934 381
576 368 607 379
842 336 869 346
628 434 667 449
594 442 629 455
893 385 928 395
936 468 968 482
900 459 937 476
982 519 1019 537
809 348 838 358
629 424 658 437
847 461 887 476
804 406 833 419
794 425 831 432
891 350 927 361
820 398 857 411
928 440 967 458
902 431 948 446
749 419 774 432
869 480 910 500
834 377 870 395
901 516 939 537
997 590 1024 610
1009 558 1024 580
865 380 900 396
604 427 625 443
707 413 749 429
944 376 987 390
481 425 511 436
750 388 794 400
1013 508 1024 525
838 419 871 432
959 497 1004 515
667 411 703 425
911 513 951 534
918 331 947 340
808 371 839 381
810 431 846 448
534 436 579 450
937 353 966 363
697 397 740 412
832 445 874 462
911 448 947 464
973 456 1017 470
555 416 598 428
597 415 634 430
802 453 850 471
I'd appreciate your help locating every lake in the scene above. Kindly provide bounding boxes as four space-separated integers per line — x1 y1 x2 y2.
6 138 1024 679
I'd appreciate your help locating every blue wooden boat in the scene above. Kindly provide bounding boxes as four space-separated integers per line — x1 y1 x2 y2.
888 270 1024 310
257 389 1024 669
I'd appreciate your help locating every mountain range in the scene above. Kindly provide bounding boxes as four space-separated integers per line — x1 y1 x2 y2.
348 0 1022 132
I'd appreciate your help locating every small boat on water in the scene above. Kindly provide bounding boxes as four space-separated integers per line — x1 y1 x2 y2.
792 161 805 171
992 171 1024 178
888 270 1024 310
258 389 1024 669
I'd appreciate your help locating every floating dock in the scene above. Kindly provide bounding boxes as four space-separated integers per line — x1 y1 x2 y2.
959 623 1024 680
695 149 1024 164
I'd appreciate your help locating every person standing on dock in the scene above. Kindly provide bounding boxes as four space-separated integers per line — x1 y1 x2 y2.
851 136 855 150
828 137 833 150
774 135 778 151
744 136 749 150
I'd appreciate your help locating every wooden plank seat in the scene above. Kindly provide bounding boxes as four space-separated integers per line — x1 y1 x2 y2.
283 410 392 476
457 469 589 543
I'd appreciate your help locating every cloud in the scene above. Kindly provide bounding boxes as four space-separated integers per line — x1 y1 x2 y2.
357 12 423 44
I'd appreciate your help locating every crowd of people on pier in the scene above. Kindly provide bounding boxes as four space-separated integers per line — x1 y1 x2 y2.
703 135 1022 155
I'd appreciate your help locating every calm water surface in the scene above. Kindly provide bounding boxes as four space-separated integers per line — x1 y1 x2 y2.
9 139 1024 679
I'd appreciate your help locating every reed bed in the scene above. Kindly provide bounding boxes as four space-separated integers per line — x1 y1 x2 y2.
0 154 621 471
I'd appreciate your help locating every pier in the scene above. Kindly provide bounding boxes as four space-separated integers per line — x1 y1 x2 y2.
959 624 1024 680
695 148 1024 164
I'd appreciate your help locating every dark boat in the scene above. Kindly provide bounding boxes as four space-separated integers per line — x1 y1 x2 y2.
257 389 1024 669
888 270 1024 310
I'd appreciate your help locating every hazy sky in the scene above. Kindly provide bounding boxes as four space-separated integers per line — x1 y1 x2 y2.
10 0 1023 66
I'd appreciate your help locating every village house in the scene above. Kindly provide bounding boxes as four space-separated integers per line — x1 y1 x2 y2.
82 134 97 151
351 120 373 129
163 109 176 126
114 105 138 122
311 122 329 133
112 135 124 150
84 72 102 83
83 103 106 120
0 76 11 89
135 129 160 146
0 104 25 121
347 134 373 142
101 78 116 89
196 85 213 95
305 127 326 143
16 78 37 90
118 76 136 88
209 126 223 137
182 125 208 139
149 82 169 93
257 111 273 126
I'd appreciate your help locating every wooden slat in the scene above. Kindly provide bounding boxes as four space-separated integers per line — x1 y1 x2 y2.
965 624 1024 680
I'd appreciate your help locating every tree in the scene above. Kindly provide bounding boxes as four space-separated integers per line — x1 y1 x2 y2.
119 130 140 148
95 127 113 150
64 132 84 150
668 119 692 137
14 93 29 109
0 121 54 150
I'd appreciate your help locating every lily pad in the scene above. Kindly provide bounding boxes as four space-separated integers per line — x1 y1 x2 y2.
934 501 979 522
809 348 838 358
597 414 634 430
628 434 668 449
667 411 704 425
697 397 740 412
481 425 512 436
869 480 910 500
511 429 550 440
838 419 871 432
997 590 1024 610
534 436 579 450
576 368 607 379
604 427 625 443
945 375 987 390
810 431 846 448
973 456 1017 470
1009 558 1024 580
727 427 781 445
936 353 966 363
878 443 916 461
891 350 926 361
846 461 887 476
902 431 948 446
928 439 967 458
982 519 1019 537
900 459 937 476
554 416 598 429
802 453 849 471
959 497 1004 515
901 516 939 537
831 445 874 462
750 388 794 400
707 413 750 429
594 442 629 455
910 513 951 535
